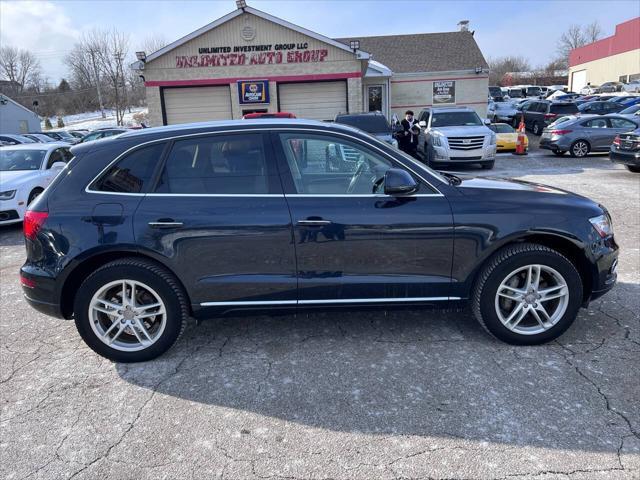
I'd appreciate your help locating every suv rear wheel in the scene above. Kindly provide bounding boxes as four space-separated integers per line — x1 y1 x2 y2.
570 140 590 157
472 243 582 345
73 258 188 362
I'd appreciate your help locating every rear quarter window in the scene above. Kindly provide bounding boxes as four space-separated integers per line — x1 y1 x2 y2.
90 143 166 193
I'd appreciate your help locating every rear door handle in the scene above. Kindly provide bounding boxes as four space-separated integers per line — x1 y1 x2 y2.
297 219 332 226
149 219 184 228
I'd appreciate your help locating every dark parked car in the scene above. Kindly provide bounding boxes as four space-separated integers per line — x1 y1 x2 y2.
540 114 639 157
0 134 38 145
20 119 618 362
610 128 640 172
521 101 579 135
599 82 624 93
80 128 127 143
578 101 625 115
334 112 398 147
489 86 505 101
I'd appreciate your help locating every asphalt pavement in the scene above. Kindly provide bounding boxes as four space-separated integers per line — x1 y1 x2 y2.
1 142 639 480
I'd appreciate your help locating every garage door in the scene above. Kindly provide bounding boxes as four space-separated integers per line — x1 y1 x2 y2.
163 86 232 125
278 81 347 121
571 70 587 93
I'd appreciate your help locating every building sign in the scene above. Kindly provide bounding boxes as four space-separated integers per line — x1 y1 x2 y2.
176 43 329 68
433 80 456 104
238 80 269 104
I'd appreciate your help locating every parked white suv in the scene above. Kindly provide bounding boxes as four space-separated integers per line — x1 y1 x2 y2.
417 107 497 169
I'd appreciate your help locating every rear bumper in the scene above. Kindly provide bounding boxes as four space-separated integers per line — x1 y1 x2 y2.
539 136 570 151
609 148 640 166
20 265 65 319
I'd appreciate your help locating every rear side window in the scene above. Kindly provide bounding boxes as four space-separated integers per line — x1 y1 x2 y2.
154 134 271 194
92 143 165 193
551 104 578 114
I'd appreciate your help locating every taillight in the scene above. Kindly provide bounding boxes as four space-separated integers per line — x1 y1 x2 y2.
20 275 36 288
544 113 558 119
550 129 573 135
23 211 48 240
613 135 621 146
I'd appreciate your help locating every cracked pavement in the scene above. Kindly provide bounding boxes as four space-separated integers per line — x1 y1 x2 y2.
1 148 639 479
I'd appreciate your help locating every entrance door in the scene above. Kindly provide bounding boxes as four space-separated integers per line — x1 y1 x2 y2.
272 130 454 304
366 84 384 113
133 132 297 313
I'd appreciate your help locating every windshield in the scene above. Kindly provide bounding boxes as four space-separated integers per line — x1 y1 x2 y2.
0 149 46 171
509 90 523 98
431 111 483 127
489 124 514 133
54 131 74 138
336 116 390 134
620 105 640 114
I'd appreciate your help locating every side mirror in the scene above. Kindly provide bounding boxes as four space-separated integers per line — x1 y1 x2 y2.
418 120 427 127
384 168 418 196
50 161 66 169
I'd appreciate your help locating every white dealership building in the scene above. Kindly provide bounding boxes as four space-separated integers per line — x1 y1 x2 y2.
132 4 489 126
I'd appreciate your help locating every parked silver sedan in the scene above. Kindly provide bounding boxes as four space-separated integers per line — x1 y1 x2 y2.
539 114 640 157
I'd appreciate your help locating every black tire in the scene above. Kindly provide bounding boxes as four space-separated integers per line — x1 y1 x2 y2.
73 257 189 362
570 140 590 157
481 161 495 170
471 243 583 345
552 150 566 156
27 188 43 205
532 122 541 136
625 165 640 173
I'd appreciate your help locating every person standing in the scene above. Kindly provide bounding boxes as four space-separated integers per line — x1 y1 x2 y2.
398 110 420 159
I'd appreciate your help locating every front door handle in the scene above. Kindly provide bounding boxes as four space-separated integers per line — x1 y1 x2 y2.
149 219 184 228
297 219 332 226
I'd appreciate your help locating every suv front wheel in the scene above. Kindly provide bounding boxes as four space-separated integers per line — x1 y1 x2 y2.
73 258 189 362
472 243 583 345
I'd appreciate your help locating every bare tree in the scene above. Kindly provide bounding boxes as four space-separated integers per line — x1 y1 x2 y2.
95 29 130 125
139 34 168 56
556 22 602 67
0 46 41 93
584 21 602 43
488 56 531 85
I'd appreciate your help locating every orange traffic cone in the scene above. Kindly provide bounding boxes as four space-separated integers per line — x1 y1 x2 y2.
515 114 527 155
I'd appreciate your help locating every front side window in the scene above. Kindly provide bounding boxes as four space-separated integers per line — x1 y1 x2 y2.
610 118 637 129
92 143 165 193
278 133 400 195
46 149 65 168
154 134 270 194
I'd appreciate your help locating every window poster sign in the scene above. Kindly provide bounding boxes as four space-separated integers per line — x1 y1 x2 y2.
238 80 269 104
433 80 456 104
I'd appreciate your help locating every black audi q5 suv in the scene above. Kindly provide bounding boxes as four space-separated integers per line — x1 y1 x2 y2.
20 119 618 362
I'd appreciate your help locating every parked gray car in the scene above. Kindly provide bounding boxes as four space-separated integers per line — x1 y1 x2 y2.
489 101 518 123
539 114 640 157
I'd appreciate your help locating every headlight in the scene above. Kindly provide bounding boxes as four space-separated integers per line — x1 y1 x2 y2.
0 190 16 200
391 138 398 148
589 214 613 238
488 134 497 145
431 133 442 147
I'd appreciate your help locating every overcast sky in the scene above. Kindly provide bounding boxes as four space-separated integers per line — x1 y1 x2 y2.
1 0 639 83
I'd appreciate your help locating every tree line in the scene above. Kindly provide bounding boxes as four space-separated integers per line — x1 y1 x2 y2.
0 31 166 125
488 21 602 86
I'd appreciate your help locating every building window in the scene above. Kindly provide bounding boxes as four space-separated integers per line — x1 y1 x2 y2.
619 75 628 83
367 85 383 112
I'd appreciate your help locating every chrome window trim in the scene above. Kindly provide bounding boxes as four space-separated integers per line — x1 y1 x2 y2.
84 127 444 196
200 296 460 307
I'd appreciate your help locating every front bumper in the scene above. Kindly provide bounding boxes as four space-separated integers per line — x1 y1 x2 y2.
0 196 26 225
587 235 619 303
609 148 640 166
430 145 497 163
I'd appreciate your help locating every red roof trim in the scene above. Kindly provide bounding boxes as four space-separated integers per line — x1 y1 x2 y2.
145 71 362 87
569 17 640 67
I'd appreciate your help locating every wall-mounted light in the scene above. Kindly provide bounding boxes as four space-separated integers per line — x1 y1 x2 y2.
236 0 247 9
349 40 360 51
135 51 147 61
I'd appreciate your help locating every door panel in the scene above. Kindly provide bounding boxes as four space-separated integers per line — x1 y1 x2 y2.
273 131 454 302
133 132 296 309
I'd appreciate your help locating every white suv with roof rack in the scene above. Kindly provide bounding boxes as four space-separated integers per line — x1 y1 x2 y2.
417 106 497 170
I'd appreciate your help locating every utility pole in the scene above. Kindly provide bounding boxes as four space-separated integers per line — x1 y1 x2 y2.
89 48 106 118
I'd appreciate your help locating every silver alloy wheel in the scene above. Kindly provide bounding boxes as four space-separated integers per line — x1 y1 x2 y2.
494 264 569 335
89 279 167 352
572 141 589 157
